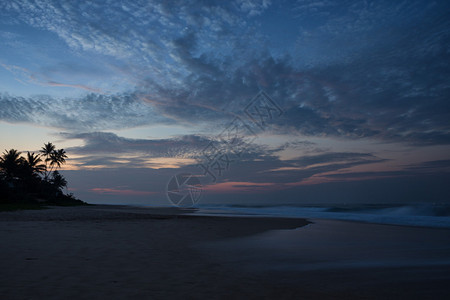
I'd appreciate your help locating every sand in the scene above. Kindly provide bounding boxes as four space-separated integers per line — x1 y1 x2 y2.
1 205 450 299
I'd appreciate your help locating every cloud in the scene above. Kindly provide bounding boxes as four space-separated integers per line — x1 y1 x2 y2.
0 63 103 93
63 160 450 205
0 0 449 147
2 0 449 205
309 159 450 183
0 92 166 130
138 28 450 146
321 171 408 180
63 131 210 158
405 159 450 172
194 149 386 186
59 129 388 188
235 0 272 17
90 187 157 196
0 0 263 84
203 181 277 193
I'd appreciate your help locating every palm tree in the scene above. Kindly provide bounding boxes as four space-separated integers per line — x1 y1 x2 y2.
49 149 67 171
40 142 55 179
24 152 46 176
39 143 68 182
0 143 79 204
40 142 55 160
51 170 67 192
15 152 46 193
0 149 22 181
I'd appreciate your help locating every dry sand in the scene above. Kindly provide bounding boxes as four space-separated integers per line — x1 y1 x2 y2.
1 205 449 299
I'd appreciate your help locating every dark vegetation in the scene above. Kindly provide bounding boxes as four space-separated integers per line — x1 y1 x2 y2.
0 142 86 210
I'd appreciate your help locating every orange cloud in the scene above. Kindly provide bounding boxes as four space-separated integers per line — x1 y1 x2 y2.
0 63 103 93
203 181 279 193
90 188 157 196
46 81 103 93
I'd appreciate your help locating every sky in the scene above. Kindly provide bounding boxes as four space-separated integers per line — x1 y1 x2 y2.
0 0 449 206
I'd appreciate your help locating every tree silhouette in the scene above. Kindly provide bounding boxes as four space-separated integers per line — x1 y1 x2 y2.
23 152 46 176
17 152 46 192
49 148 67 171
0 149 22 181
0 143 84 207
40 142 55 179
40 143 67 179
51 171 67 192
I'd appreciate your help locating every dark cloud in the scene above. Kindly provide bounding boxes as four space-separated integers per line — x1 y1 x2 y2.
261 173 450 205
62 166 450 205
1 0 449 206
63 132 210 158
61 129 387 187
142 0 450 145
321 171 410 180
1 0 449 146
291 152 381 167
140 32 450 145
405 159 450 172
314 159 450 181
194 150 386 185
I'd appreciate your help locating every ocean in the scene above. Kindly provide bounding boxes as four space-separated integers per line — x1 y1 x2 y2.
193 203 450 228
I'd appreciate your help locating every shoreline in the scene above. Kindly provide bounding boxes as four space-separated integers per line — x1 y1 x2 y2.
65 203 450 230
4 202 450 233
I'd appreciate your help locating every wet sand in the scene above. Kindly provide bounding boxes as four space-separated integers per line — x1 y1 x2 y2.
1 205 449 299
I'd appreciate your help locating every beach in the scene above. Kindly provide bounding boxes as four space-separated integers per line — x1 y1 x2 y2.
1 205 450 299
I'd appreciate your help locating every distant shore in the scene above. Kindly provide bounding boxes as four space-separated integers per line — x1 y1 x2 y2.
1 205 449 299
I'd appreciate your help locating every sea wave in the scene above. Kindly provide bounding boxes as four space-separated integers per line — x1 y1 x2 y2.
194 203 450 228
